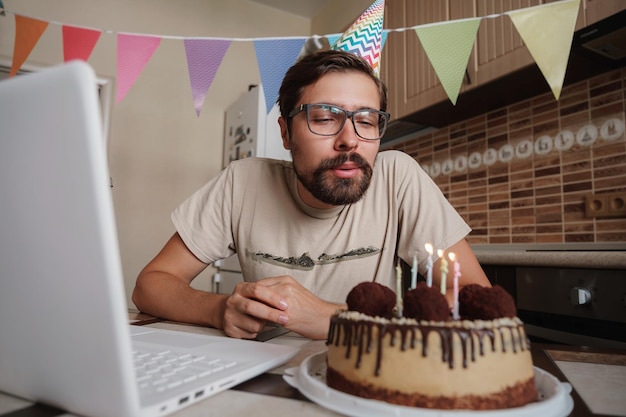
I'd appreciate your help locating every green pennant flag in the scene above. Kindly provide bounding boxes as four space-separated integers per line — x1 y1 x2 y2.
507 0 580 100
414 18 481 105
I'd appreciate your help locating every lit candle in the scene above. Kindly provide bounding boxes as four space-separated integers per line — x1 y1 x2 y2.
449 252 461 320
395 261 403 317
411 252 418 290
425 243 434 287
438 249 448 296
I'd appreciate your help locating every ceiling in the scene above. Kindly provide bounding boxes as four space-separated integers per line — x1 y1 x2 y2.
248 0 332 18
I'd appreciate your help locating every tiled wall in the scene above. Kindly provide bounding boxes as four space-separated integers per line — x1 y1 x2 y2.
385 68 626 245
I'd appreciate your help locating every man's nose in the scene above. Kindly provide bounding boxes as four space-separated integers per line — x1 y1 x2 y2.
333 117 359 151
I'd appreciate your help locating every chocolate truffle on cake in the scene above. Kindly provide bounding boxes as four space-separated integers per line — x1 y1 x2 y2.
403 282 450 321
459 284 517 320
346 281 396 319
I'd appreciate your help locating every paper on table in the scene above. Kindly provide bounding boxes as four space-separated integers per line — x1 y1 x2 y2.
555 360 626 416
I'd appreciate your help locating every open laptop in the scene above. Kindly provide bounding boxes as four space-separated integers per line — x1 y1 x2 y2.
0 61 299 417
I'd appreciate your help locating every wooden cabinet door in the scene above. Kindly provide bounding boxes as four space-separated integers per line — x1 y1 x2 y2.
584 0 626 25
381 0 618 121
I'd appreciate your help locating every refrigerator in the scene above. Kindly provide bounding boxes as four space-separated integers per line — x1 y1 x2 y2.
213 85 291 294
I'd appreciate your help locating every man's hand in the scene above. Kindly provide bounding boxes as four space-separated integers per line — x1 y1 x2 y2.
222 276 343 340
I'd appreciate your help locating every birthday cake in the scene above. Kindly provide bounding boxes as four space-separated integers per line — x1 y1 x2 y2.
325 282 538 410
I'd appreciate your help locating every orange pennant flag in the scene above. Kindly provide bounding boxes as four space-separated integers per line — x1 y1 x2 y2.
9 15 49 77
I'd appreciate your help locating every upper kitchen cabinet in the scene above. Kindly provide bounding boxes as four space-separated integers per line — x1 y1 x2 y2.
380 0 626 123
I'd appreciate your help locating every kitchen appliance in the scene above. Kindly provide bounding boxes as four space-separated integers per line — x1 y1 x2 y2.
213 85 291 294
222 84 290 167
516 266 626 350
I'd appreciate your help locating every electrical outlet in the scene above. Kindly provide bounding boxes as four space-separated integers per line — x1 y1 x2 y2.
608 192 626 217
585 193 607 218
585 192 626 218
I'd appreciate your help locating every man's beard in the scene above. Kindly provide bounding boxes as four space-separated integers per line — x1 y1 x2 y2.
293 152 373 206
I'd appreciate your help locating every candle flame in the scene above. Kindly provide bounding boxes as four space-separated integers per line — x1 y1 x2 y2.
448 252 456 262
425 242 433 254
437 249 444 257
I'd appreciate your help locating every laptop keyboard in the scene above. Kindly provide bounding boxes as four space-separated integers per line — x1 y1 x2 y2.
133 347 237 395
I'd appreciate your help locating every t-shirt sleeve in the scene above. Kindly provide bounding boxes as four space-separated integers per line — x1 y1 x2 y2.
390 151 471 274
171 165 236 264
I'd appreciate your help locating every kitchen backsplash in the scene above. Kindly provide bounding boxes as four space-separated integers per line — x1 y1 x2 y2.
384 67 626 245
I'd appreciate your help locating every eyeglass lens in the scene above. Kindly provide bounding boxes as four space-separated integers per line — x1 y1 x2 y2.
306 104 387 140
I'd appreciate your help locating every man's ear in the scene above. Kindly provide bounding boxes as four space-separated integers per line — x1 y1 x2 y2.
278 116 291 150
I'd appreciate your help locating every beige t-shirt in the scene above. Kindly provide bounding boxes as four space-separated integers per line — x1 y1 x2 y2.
172 150 470 303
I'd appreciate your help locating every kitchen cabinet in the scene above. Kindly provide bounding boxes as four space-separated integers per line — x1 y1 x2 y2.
381 0 626 121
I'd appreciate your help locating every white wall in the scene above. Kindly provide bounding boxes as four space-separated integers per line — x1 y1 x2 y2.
0 0 373 307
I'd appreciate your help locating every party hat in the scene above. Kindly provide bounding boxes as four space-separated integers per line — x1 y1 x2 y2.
332 0 385 76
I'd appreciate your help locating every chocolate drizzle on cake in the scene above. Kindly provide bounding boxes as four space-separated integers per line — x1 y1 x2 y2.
328 313 531 376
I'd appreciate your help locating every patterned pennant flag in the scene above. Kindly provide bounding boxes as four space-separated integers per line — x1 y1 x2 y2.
332 0 385 76
414 18 482 105
62 25 102 62
507 0 580 100
116 33 162 103
9 15 48 77
254 38 306 114
184 39 231 116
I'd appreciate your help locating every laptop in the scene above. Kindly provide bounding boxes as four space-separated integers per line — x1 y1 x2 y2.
0 61 299 417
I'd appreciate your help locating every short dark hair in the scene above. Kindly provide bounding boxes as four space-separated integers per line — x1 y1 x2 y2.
277 50 388 120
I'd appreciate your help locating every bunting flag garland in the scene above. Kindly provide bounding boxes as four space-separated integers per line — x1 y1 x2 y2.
9 15 48 77
253 38 306 114
332 0 385 77
1 0 581 112
116 33 162 103
62 25 102 62
414 18 482 105
506 0 581 100
184 39 231 116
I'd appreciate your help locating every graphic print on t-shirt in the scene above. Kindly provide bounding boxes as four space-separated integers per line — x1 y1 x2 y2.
245 246 380 271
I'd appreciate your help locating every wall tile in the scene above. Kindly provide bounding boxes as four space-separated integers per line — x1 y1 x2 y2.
385 68 626 245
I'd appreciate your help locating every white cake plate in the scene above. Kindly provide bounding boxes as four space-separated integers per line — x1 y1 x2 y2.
284 352 574 417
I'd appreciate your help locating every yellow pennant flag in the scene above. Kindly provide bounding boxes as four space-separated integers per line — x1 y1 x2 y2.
414 18 482 105
507 0 581 100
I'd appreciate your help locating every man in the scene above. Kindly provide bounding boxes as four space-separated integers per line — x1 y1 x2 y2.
132 50 490 340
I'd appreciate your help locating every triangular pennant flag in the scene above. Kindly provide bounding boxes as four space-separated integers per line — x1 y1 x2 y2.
332 0 385 76
184 39 231 116
414 18 481 105
9 15 49 77
62 25 102 62
254 38 306 114
507 0 580 100
0 0 5 16
116 33 162 103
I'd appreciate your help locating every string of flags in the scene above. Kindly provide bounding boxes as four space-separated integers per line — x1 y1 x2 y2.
0 0 580 117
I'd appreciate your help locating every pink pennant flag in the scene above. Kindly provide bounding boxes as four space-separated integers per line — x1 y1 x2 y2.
62 25 102 62
9 15 48 77
184 39 231 116
116 33 162 103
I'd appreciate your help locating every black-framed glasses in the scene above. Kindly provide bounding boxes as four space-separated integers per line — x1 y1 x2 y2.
288 103 390 141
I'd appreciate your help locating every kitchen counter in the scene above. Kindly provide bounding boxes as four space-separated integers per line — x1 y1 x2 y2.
471 243 626 269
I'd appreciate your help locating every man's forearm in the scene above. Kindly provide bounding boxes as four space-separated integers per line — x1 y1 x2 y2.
132 272 227 329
